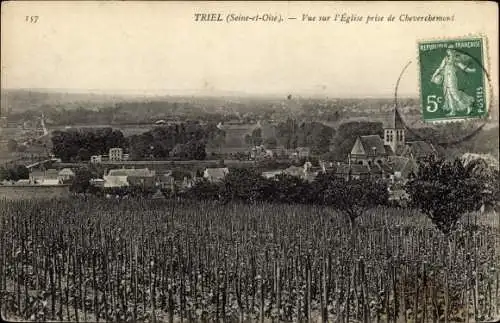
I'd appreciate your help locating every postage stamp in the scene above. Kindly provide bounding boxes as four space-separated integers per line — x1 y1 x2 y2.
418 37 488 122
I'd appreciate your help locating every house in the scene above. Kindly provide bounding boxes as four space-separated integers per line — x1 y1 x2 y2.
156 172 175 190
334 163 371 181
90 178 105 188
283 166 305 177
401 141 437 160
262 170 284 179
58 168 75 183
126 169 156 187
182 176 198 189
250 145 274 160
103 168 156 188
386 156 418 182
350 135 388 165
282 162 318 182
29 169 60 185
103 174 128 188
295 147 311 159
109 148 124 161
90 155 102 164
319 160 335 173
368 163 384 179
203 167 229 182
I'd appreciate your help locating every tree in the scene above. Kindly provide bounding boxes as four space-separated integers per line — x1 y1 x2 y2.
171 141 206 160
70 167 94 193
77 148 91 162
184 178 221 201
0 165 29 182
51 128 127 162
272 174 312 204
220 168 270 202
406 157 486 235
14 165 29 180
320 174 389 228
0 167 9 181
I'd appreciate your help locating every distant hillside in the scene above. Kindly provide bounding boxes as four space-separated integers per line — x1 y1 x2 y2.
0 89 151 114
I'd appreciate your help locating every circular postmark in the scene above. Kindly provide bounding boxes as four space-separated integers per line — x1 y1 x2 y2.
394 40 494 147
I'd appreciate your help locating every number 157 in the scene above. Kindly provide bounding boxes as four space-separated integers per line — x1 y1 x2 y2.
25 16 39 23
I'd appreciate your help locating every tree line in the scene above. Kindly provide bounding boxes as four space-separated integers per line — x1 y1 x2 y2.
0 165 29 182
176 156 497 234
50 122 225 162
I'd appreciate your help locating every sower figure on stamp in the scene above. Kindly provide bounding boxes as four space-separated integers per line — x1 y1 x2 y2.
431 48 476 116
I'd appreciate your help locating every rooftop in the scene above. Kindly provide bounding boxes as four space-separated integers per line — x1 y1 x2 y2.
204 167 229 180
405 141 436 159
384 107 405 129
359 135 387 155
107 168 155 177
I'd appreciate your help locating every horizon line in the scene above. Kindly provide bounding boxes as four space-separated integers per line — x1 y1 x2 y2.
1 87 420 100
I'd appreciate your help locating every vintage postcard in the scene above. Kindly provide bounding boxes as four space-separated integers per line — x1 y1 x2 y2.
1 1 499 322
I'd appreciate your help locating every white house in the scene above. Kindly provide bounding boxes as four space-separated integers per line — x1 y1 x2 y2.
109 148 124 161
90 155 102 164
203 167 229 182
30 169 61 185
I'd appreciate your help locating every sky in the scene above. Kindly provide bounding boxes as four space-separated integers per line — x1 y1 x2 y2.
1 1 498 98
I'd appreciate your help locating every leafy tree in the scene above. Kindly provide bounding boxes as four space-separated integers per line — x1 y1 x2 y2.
406 157 486 235
14 165 29 180
77 148 91 162
184 178 221 201
275 120 334 152
271 174 312 204
320 175 389 228
51 128 127 162
0 167 9 181
70 167 94 193
0 165 29 182
220 168 269 202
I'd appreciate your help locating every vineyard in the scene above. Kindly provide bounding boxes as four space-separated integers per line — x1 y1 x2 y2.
1 198 499 322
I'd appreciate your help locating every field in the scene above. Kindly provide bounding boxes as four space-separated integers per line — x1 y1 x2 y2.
1 198 499 322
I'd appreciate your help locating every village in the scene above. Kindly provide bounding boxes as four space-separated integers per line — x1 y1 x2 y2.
0 107 441 203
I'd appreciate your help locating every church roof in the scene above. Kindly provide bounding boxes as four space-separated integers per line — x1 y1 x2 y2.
385 107 405 129
359 135 387 155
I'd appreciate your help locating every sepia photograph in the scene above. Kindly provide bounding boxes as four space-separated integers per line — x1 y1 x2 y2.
1 1 499 322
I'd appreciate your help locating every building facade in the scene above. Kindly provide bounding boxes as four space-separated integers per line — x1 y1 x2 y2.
109 148 124 161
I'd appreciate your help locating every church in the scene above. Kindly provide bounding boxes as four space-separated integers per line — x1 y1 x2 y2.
349 108 437 173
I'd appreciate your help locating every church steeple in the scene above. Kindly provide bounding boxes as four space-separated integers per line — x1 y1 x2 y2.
383 107 405 154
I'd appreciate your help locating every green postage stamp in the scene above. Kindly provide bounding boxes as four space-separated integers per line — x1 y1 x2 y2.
418 37 488 122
